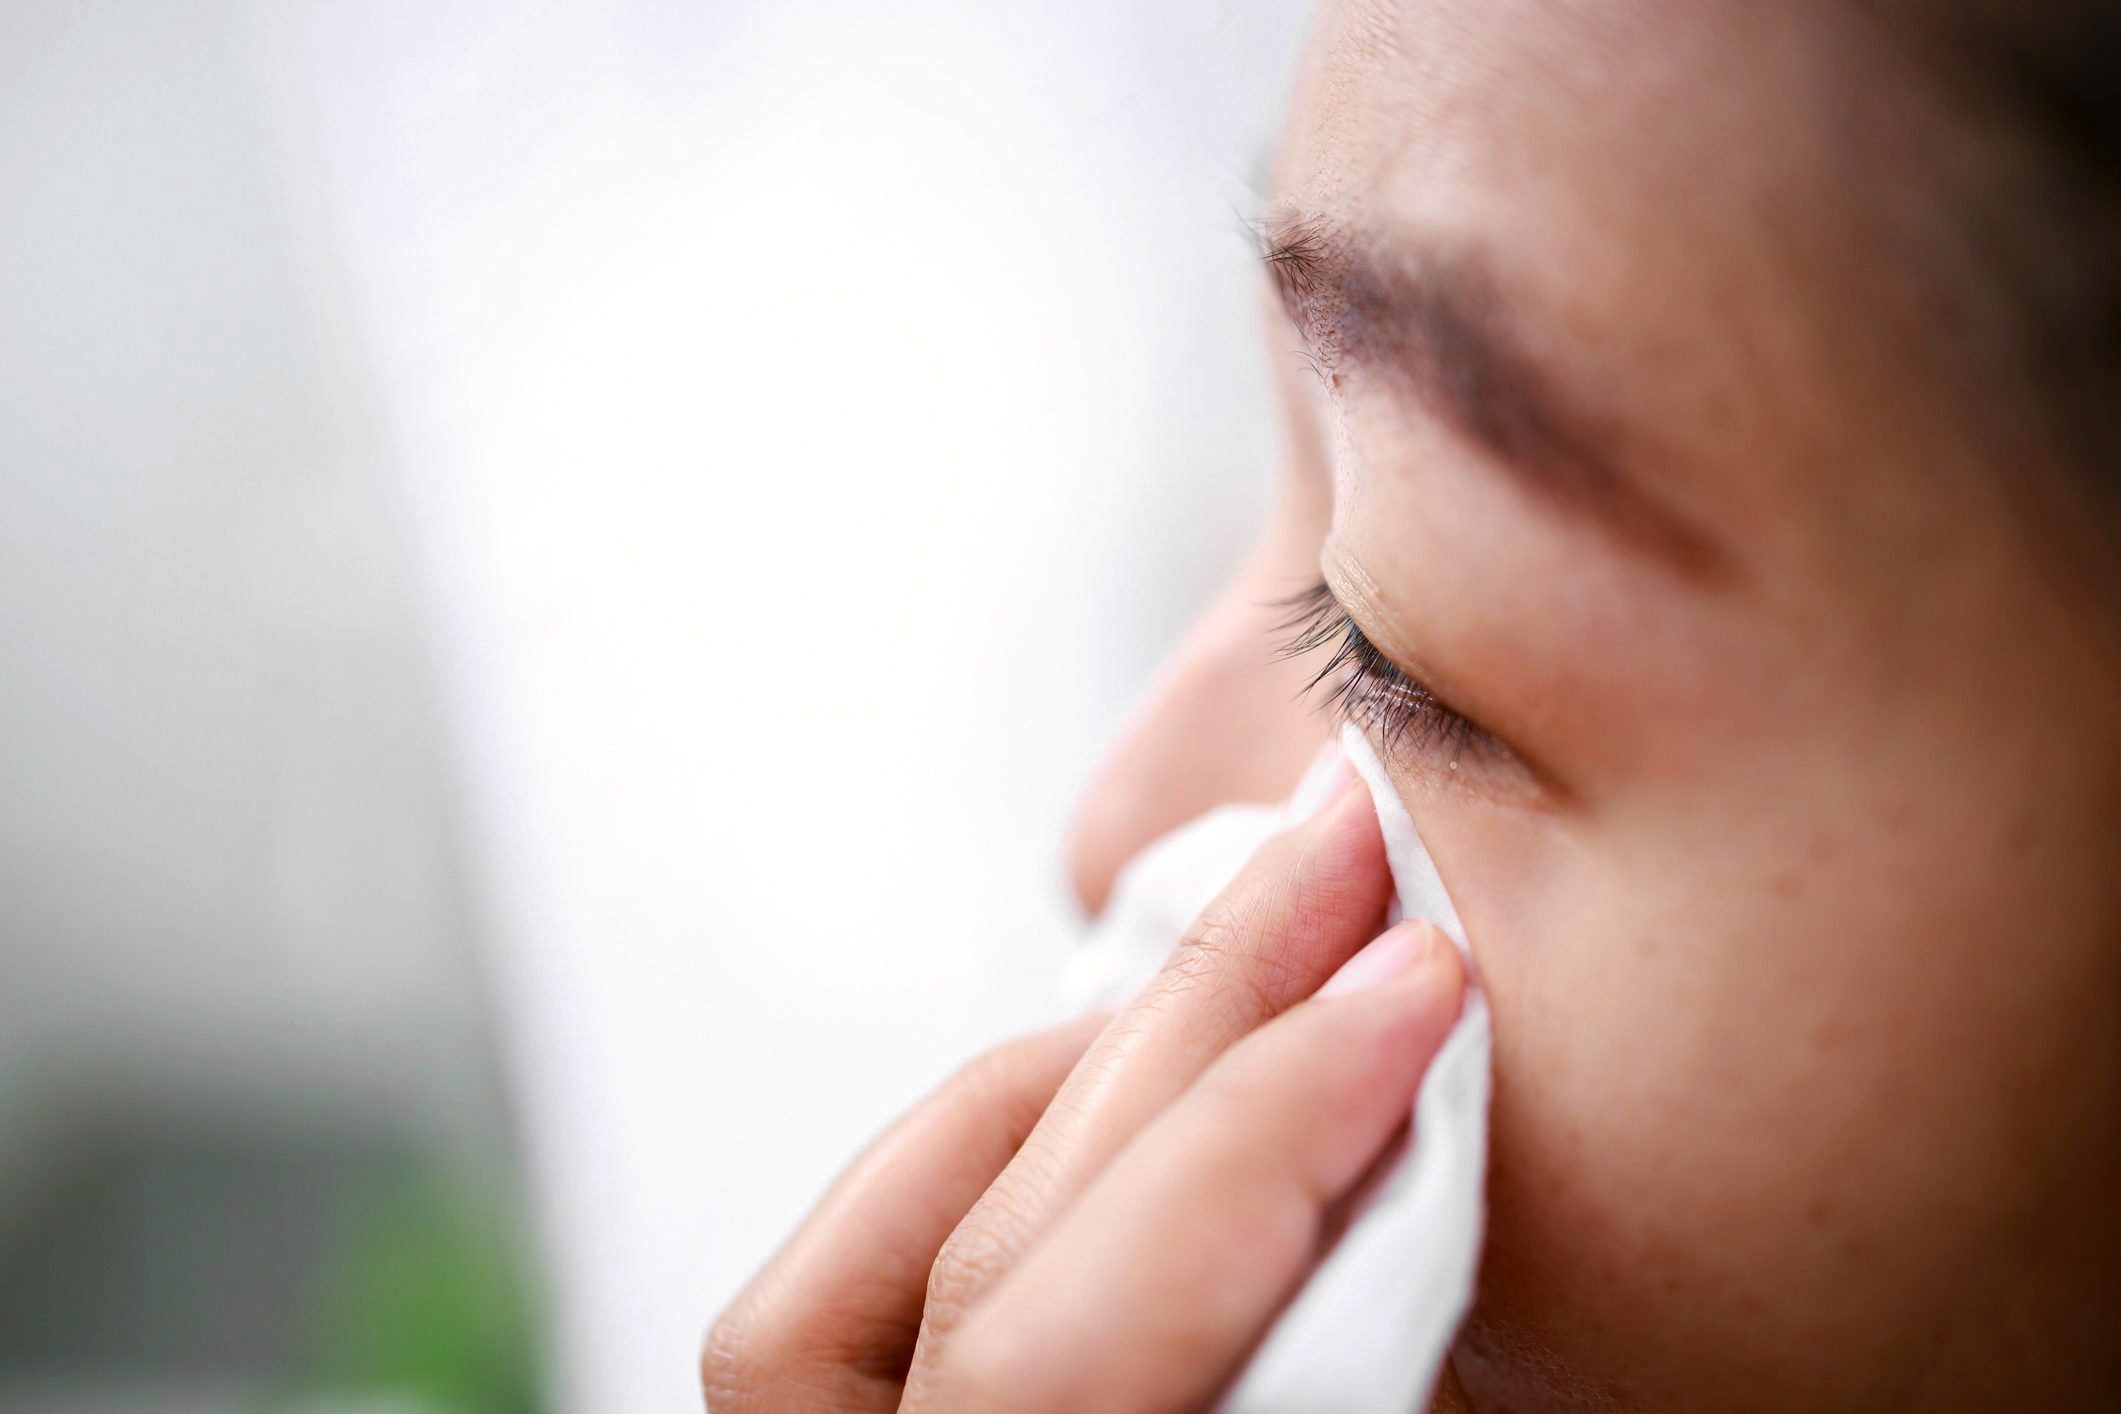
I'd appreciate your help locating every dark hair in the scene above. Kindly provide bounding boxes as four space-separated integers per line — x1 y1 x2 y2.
1972 6 2120 466
1916 2 2121 569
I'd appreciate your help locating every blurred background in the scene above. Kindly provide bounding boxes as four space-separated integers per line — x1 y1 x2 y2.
0 1 1302 1408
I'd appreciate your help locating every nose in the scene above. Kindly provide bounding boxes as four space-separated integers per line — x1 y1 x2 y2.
1066 539 1332 916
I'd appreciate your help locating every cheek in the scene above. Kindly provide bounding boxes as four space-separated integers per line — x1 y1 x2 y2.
1459 867 1835 1405
1429 788 2087 1408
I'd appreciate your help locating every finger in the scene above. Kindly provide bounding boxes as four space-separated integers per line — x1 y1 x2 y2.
924 921 1465 1414
702 1011 1106 1412
911 763 1391 1367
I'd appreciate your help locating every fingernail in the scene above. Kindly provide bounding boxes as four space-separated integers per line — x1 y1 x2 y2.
1287 741 1355 821
1317 919 1451 997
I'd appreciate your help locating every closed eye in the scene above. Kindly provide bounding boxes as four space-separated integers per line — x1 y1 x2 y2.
1273 579 1505 774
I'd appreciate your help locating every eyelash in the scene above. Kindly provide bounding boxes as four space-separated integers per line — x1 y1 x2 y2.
1274 580 1493 769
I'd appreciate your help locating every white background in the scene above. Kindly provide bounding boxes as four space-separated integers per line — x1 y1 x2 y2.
0 3 1307 1409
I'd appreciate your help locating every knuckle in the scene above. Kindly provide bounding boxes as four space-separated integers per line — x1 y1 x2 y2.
924 1206 1019 1334
1169 907 1252 980
1145 902 1283 1025
699 1298 775 1410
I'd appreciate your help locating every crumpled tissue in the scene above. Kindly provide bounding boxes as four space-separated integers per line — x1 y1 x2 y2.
1067 723 1491 1413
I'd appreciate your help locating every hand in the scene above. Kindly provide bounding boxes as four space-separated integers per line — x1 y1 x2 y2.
703 768 1468 1412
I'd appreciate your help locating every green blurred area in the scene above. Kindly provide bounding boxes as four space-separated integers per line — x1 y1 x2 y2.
280 1177 545 1414
0 1121 545 1414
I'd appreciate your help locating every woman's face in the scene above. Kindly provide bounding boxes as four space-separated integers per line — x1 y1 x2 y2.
1072 1 2121 1407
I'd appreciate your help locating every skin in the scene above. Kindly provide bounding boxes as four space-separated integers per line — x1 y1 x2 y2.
715 1 2121 1408
1084 0 2121 1406
708 780 1476 1410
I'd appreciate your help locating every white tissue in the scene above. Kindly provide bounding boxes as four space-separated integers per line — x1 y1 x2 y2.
1068 724 1492 1413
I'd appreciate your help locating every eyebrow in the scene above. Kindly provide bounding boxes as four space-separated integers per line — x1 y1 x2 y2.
1262 213 1729 581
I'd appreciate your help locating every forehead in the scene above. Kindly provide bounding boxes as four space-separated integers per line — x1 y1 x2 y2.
1279 0 1836 230
1276 0 1981 581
